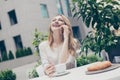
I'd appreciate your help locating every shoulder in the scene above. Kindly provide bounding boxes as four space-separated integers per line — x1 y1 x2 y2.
39 40 49 48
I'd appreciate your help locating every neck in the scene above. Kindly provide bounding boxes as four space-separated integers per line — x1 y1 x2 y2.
52 32 63 46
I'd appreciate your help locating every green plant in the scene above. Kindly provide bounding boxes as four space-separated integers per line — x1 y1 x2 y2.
15 47 33 58
15 49 23 58
76 54 103 67
32 28 48 55
0 69 16 80
28 60 41 79
8 50 14 60
28 68 39 79
72 0 120 55
2 52 8 61
24 47 32 56
27 47 33 55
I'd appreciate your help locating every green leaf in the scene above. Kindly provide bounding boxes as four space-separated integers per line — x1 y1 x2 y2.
111 1 120 5
104 5 114 9
72 0 120 55
85 16 91 28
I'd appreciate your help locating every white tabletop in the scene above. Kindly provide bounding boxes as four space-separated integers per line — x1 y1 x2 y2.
29 63 120 80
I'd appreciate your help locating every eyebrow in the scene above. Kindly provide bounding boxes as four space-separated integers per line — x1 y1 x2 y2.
52 17 63 21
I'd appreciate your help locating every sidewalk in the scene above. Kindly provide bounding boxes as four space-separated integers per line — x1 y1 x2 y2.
13 62 37 80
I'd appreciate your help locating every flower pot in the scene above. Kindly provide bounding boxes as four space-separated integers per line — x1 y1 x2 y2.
108 44 120 63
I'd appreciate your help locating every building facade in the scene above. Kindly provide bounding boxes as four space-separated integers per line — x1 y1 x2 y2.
0 0 90 58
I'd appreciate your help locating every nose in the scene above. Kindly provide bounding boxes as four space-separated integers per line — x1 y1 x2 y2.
55 20 58 24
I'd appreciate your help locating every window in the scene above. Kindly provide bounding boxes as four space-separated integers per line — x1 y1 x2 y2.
0 21 1 30
72 26 81 41
56 0 64 14
40 4 49 18
13 35 23 49
0 40 7 58
65 0 72 17
8 9 18 25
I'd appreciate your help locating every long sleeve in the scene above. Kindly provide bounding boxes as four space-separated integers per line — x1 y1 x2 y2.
58 38 78 69
39 41 49 68
39 41 76 70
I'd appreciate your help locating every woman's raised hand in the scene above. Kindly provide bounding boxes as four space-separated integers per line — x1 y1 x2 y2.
62 25 70 40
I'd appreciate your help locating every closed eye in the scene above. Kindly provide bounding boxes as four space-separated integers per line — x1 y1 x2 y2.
52 19 56 22
58 19 64 22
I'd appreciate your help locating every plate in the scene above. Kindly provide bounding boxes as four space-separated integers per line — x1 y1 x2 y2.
85 64 120 75
53 71 70 77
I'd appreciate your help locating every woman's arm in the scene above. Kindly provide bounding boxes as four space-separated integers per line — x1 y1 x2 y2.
59 25 69 63
59 39 76 69
59 38 69 63
59 25 76 69
39 41 49 68
39 41 55 76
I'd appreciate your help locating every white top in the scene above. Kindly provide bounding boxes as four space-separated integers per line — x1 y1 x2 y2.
39 41 76 69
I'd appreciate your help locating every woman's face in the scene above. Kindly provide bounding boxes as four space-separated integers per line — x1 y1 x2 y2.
50 15 65 32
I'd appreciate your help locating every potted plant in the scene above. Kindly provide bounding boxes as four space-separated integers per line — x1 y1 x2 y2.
0 69 16 80
32 28 48 55
72 0 120 62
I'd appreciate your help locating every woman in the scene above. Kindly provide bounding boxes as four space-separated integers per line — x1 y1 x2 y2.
39 15 79 76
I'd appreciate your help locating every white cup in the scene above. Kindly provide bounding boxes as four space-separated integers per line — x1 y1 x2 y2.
55 64 66 73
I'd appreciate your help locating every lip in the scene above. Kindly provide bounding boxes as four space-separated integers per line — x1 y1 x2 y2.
53 24 60 27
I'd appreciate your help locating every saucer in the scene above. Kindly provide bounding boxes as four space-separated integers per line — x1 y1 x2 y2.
53 71 70 77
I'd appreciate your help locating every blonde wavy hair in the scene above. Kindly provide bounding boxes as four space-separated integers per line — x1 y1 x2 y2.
48 15 76 56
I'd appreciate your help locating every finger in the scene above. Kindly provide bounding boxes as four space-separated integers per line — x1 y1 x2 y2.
62 25 68 29
52 27 62 32
45 64 53 70
45 65 51 69
48 70 55 77
45 64 55 71
49 63 55 68
48 69 55 74
47 66 55 72
62 26 69 33
48 71 55 77
46 68 55 76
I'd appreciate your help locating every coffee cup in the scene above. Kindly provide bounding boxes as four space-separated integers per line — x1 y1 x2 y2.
55 64 66 73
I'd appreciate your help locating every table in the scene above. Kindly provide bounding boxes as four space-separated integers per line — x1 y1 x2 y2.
29 63 120 80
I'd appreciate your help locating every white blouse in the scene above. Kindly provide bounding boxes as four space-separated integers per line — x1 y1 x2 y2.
39 40 76 70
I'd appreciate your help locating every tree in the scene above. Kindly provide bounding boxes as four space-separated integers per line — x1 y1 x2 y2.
72 0 120 56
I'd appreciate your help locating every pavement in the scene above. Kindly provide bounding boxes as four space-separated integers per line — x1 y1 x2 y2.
13 62 37 80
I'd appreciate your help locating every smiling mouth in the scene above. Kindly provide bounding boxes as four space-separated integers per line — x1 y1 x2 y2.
53 24 61 27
